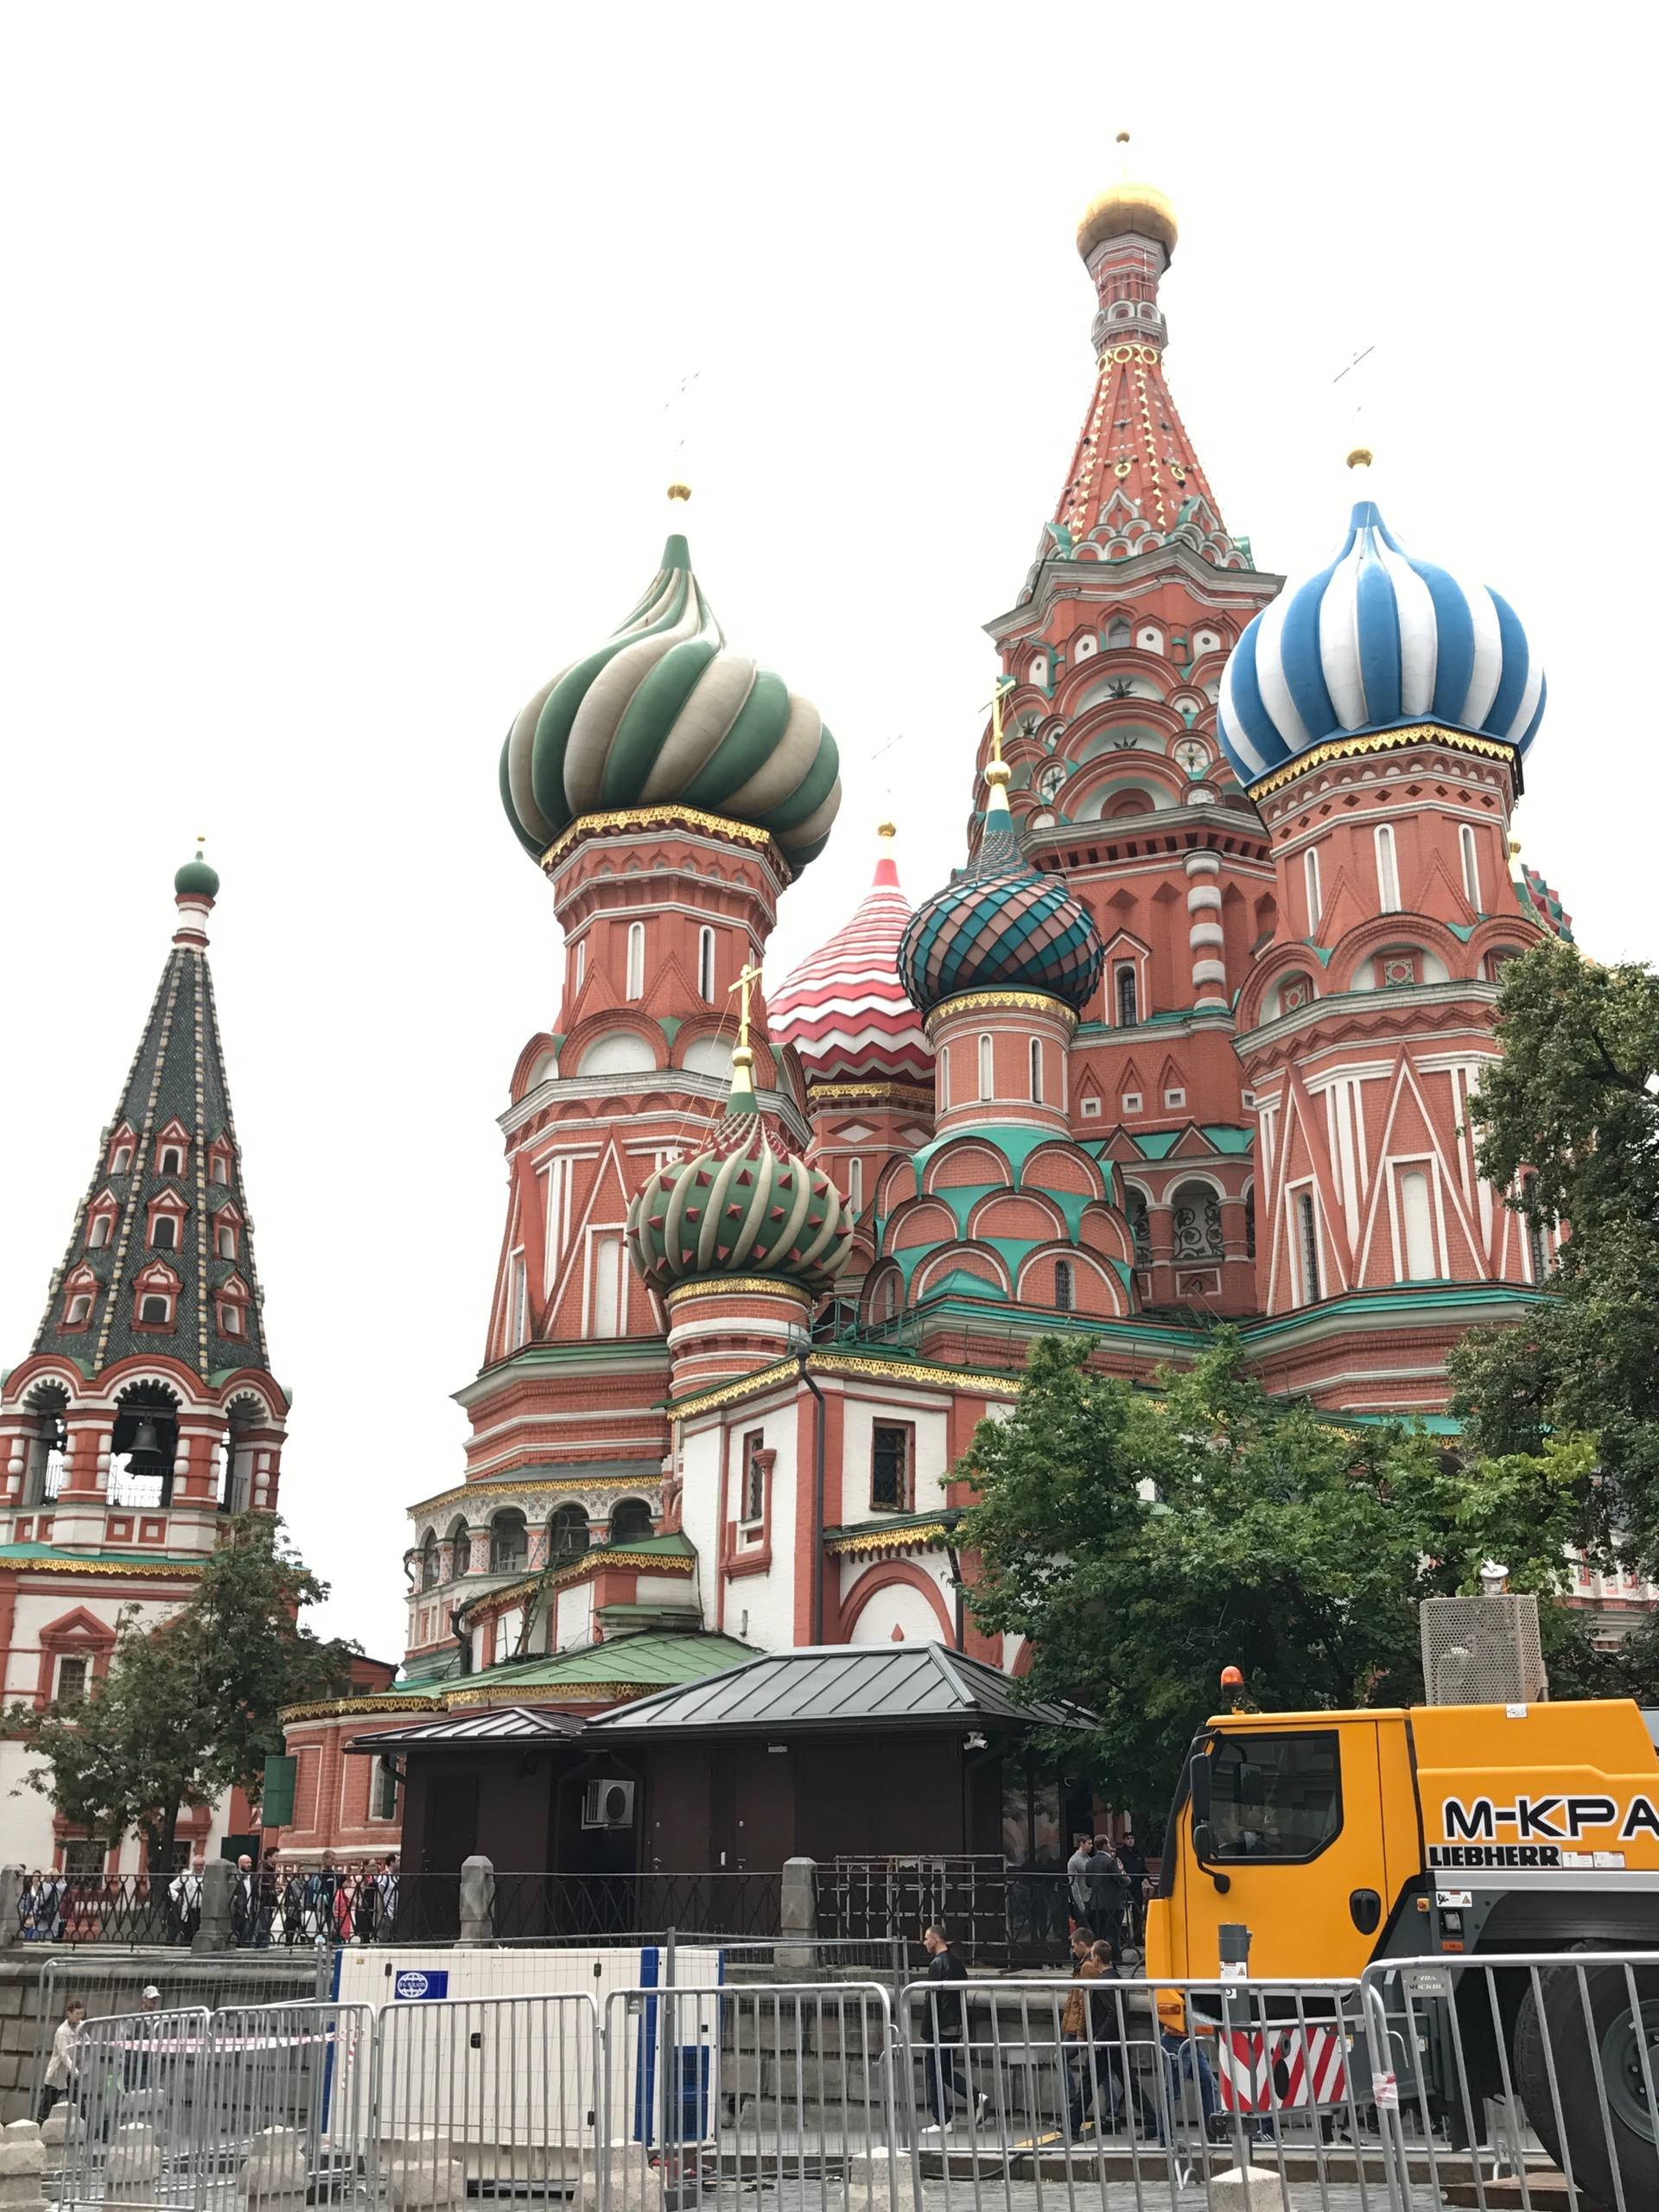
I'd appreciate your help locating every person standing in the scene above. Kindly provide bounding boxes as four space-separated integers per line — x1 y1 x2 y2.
374 1854 400 1942
1062 1942 1106 2140
1116 1834 1149 1951
39 1998 84 2121
1087 1837 1127 1954
231 1856 257 1946
918 1926 985 2137
1065 1834 1096 1929
1086 1942 1157 2137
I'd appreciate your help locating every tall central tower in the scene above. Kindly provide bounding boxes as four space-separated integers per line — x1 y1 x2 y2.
977 164 1282 1313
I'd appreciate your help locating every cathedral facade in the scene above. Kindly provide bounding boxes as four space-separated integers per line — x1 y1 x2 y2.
275 170 1636 1863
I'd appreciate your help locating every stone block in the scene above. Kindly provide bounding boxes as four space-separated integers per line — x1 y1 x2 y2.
1209 2164 1287 2210
382 2134 465 2212
243 2123 309 2210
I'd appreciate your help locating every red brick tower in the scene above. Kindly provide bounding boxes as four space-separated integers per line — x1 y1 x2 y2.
977 156 1281 1315
1220 468 1558 1398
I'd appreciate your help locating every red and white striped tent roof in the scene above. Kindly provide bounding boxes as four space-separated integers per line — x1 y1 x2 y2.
770 833 932 1086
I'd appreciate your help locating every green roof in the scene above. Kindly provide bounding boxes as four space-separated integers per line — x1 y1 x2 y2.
0 1545 207 1570
465 1629 758 1696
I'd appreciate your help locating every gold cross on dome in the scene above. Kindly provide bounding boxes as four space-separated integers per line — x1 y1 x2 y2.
728 961 763 1058
983 676 1015 765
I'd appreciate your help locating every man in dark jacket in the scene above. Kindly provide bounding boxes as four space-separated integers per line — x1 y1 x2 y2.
918 1926 986 2135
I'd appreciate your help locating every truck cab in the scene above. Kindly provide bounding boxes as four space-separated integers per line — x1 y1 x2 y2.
1146 1699 1659 1981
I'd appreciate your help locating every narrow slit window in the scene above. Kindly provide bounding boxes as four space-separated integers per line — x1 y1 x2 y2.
978 1033 994 1102
1298 1192 1321 1304
1029 1039 1043 1103
1054 1260 1074 1313
1459 823 1481 910
1374 823 1401 913
1116 963 1139 1027
1304 846 1322 932
625 923 645 1001
871 1425 910 1512
697 926 715 1002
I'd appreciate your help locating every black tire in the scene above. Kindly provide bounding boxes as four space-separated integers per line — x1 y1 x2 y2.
1512 1961 1658 2212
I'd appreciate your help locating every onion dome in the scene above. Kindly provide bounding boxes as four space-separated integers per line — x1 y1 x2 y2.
1217 495 1546 790
626 1022 855 1299
1077 178 1178 262
769 824 931 1085
899 756 1103 1017
175 842 219 899
499 518 841 873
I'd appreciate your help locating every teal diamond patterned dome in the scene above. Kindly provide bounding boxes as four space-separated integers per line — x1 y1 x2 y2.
899 785 1103 1015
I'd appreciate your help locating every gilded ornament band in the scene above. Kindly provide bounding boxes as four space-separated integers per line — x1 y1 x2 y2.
925 989 1078 1038
541 806 781 873
665 1275 813 1310
1249 726 1517 802
824 1520 953 1556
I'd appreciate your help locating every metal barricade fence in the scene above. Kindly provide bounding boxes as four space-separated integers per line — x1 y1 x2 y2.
59 2006 213 2212
31 1949 330 2118
369 1992 602 2203
598 1980 899 2212
197 2003 376 2209
1359 1949 1659 2212
897 1973 1391 2212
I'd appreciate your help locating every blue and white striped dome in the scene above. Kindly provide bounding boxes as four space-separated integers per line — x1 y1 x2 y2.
1217 499 1546 789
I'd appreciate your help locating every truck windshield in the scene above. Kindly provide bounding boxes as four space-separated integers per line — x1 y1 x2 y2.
1209 1730 1342 1862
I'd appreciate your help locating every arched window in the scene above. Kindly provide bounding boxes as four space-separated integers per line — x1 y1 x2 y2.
1029 1039 1043 1103
140 1295 169 1324
590 1231 626 1338
1374 823 1401 913
697 926 715 1001
211 1154 230 1185
1075 634 1098 661
610 1497 653 1546
217 1224 237 1260
112 1145 132 1175
490 1510 528 1575
448 1518 471 1579
1172 1181 1223 1260
1459 824 1482 910
977 1034 994 1102
66 1294 92 1325
1298 1192 1321 1303
939 1043 950 1101
549 1503 590 1561
1135 626 1164 655
1106 618 1132 649
160 1147 183 1177
626 922 645 1001
89 1216 111 1250
1399 1170 1435 1281
420 1532 440 1589
153 1215 176 1250
1304 845 1323 933
575 939 586 991
1053 1260 1074 1313
883 1274 899 1321
1522 1173 1548 1282
1192 629 1221 656
846 1156 863 1215
1115 963 1139 1027
1125 1188 1152 1268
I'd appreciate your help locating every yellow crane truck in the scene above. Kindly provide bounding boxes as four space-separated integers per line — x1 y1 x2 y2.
1144 1694 1659 2200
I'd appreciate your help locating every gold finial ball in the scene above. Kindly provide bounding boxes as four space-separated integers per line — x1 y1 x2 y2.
732 1043 755 1071
1116 130 1130 144
1346 447 1374 470
984 761 1012 789
666 483 692 503
877 820 896 841
1508 837 1523 857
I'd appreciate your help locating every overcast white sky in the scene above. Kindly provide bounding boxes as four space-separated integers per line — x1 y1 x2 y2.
1 6 1650 1656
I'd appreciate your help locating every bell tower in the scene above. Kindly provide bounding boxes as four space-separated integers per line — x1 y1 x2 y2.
0 852 287 1555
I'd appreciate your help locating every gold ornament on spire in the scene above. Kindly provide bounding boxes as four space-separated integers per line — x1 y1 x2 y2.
983 677 1014 791
666 483 692 502
1077 133 1178 262
1346 448 1374 470
877 819 896 841
728 960 763 1074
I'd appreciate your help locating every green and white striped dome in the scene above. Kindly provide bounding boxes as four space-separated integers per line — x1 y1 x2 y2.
500 532 841 872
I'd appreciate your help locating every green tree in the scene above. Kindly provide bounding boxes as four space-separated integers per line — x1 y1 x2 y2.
1448 938 1659 1575
8 1514 356 1864
958 1332 1600 1821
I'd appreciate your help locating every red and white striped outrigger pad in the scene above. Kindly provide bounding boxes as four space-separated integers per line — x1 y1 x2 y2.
1215 2026 1349 2113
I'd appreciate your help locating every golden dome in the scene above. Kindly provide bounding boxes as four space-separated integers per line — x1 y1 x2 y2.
1076 180 1178 262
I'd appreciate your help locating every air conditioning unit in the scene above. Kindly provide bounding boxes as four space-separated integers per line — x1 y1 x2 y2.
582 1777 636 1830
1421 1592 1547 1707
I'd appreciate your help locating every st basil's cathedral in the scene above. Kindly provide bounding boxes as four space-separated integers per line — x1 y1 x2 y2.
2 162 1637 1873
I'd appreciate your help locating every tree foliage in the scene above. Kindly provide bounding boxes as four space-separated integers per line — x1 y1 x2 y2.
8 1514 356 1859
1448 938 1659 1575
958 1332 1605 1821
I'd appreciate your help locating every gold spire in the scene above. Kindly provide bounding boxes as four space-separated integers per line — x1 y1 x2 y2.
982 677 1014 804
728 960 763 1075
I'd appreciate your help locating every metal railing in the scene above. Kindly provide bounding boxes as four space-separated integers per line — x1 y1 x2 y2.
38 1950 1657 2212
490 1869 782 1942
816 1857 1082 1967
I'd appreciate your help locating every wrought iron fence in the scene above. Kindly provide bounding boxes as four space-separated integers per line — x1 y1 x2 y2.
491 1869 781 1942
815 1857 1079 1967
